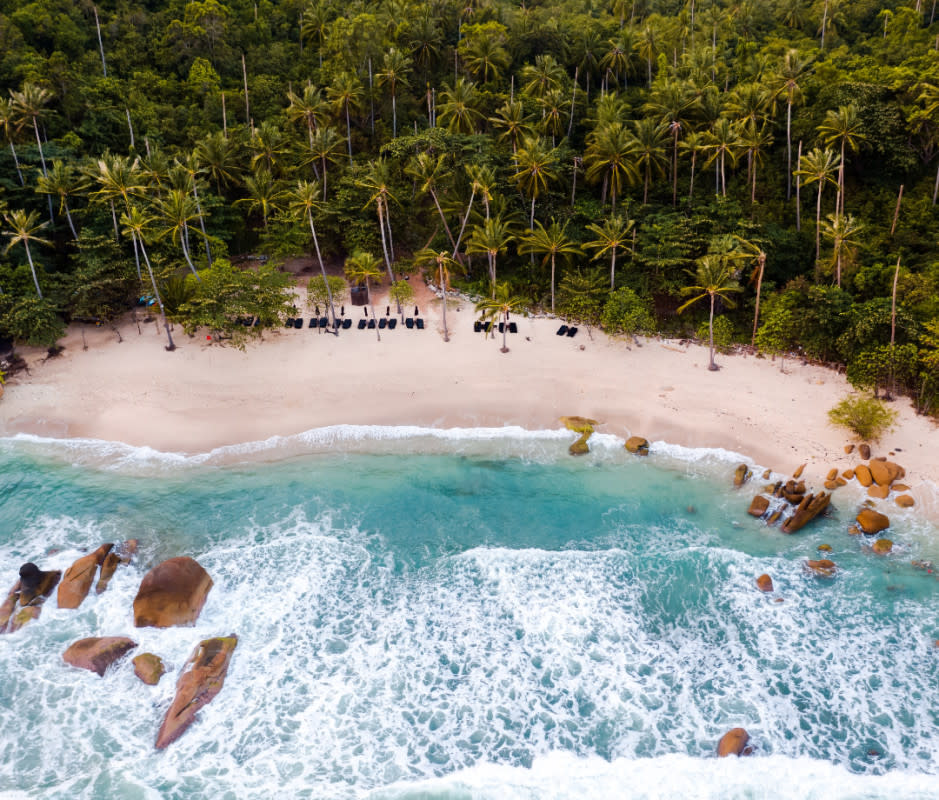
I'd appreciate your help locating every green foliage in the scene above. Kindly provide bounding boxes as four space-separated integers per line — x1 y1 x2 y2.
827 395 898 442
601 287 654 337
697 316 734 353
846 343 919 398
0 294 65 348
307 275 346 311
558 268 606 326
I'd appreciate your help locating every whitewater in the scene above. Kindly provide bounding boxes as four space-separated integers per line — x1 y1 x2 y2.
0 428 937 800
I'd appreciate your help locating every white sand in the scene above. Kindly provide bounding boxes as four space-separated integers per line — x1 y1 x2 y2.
1 279 936 512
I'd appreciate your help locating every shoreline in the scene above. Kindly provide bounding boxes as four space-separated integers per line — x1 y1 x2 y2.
1 282 936 515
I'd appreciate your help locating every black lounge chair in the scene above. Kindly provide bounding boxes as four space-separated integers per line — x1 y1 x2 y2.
332 319 341 329
498 322 505 333
416 318 424 330
319 316 328 328
556 325 568 336
566 326 578 337
308 318 317 328
379 318 387 329
253 318 261 326
405 318 415 329
483 321 492 333
388 318 397 330
357 318 367 329
367 318 376 329
508 322 518 334
474 320 482 333
294 318 304 329
342 318 352 329
285 318 295 328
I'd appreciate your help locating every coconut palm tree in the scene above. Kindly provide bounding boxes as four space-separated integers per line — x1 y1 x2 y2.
794 146 840 266
406 152 457 252
475 282 524 353
460 36 509 84
358 158 398 282
250 121 291 177
120 205 175 351
629 118 669 204
453 163 495 257
489 99 535 159
88 153 145 242
307 126 342 200
819 212 863 288
729 234 767 345
520 54 566 100
376 48 412 137
703 117 740 197
194 131 242 195
513 136 558 227
680 130 706 201
644 79 697 205
289 179 337 330
154 188 203 279
519 218 582 314
678 254 742 371
466 215 514 294
0 98 24 186
327 72 364 164
816 103 866 215
175 156 213 268
585 214 635 289
438 78 484 134
2 209 50 298
36 159 86 240
10 82 53 178
415 248 459 341
286 84 327 151
771 49 813 199
344 250 384 340
238 168 286 231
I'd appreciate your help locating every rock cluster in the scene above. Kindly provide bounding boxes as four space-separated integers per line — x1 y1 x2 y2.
133 557 214 628
0 564 61 634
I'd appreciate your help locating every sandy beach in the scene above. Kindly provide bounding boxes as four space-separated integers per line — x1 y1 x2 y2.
1 278 936 506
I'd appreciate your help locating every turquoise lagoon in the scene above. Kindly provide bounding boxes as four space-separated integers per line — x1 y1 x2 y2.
0 427 937 799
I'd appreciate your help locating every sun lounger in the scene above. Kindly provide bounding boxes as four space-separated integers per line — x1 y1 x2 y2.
367 319 376 329
294 318 304 329
388 318 397 330
308 318 317 328
405 318 414 329
556 325 568 336
509 322 518 334
332 319 340 329
498 322 505 333
379 318 387 329
416 318 424 330
566 326 578 337
483 321 492 333
285 318 295 328
342 318 352 329
358 319 367 329
319 316 328 328
474 320 482 333
253 318 261 326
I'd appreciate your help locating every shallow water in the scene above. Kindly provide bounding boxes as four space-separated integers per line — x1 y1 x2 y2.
0 430 937 799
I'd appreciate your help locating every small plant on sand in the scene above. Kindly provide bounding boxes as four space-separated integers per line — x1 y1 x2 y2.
696 315 733 354
827 394 897 442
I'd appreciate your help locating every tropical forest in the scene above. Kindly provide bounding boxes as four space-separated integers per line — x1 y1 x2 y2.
2 0 939 411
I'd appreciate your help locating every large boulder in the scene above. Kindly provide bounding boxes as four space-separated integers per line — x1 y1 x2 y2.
133 557 213 629
855 465 873 487
871 539 893 555
1 564 61 634
155 635 237 749
781 493 831 534
96 539 138 595
755 574 773 592
867 484 889 500
57 544 113 610
868 460 904 487
717 728 751 757
625 436 650 456
856 509 890 535
747 496 770 517
63 636 137 676
133 652 166 685
569 432 590 456
733 464 752 488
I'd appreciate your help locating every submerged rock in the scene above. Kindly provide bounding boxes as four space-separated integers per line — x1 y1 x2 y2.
717 728 751 757
133 653 166 685
133 557 213 629
817 544 832 552
856 509 890 535
96 540 138 595
625 436 650 456
755 574 773 592
805 559 837 577
58 544 113 610
63 636 137 676
1 564 61 634
747 496 770 517
871 539 893 555
781 493 831 534
155 635 237 750
569 433 590 456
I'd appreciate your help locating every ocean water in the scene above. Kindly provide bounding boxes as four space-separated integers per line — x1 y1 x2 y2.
0 428 937 800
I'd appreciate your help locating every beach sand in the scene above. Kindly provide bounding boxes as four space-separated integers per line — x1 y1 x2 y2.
1 278 936 510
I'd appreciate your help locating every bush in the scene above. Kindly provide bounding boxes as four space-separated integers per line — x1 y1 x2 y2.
696 315 734 353
827 395 898 441
601 287 654 337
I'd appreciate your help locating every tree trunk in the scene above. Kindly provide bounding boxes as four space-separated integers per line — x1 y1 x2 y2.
345 101 353 164
672 126 679 206
376 198 393 281
110 200 120 242
24 241 42 298
136 233 175 351
430 188 457 252
707 291 717 370
786 100 792 200
439 263 449 342
688 150 696 201
550 252 556 313
501 311 509 352
367 278 380 341
795 140 802 231
392 91 397 138
94 5 107 77
308 209 337 334
179 224 202 280
9 141 24 185
751 254 764 346
815 181 823 270
192 182 213 268
610 245 617 290
837 139 845 215
63 199 79 240
453 188 475 258
131 231 142 280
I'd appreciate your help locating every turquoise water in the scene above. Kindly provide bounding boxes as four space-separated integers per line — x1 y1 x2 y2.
0 429 937 799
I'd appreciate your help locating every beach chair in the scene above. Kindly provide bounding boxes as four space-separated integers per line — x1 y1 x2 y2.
285 318 295 328
556 325 568 336
405 318 415 329
253 318 261 326
483 321 492 333
388 318 397 330
333 319 341 329
342 318 352 329
379 318 387 329
474 320 482 333
416 318 425 330
498 322 505 333
357 319 367 329
367 318 376 329
319 316 328 328
566 326 578 337
294 318 304 329
508 322 518 334
308 318 317 328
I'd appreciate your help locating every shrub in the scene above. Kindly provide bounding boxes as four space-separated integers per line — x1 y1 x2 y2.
696 315 734 353
601 287 655 337
827 394 898 441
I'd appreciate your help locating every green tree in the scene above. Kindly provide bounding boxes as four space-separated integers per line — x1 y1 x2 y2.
289 179 337 330
414 248 457 341
816 103 866 215
601 286 654 338
0 294 63 348
328 72 364 164
36 160 86 240
3 209 50 299
466 216 514 294
585 214 634 290
678 255 742 371
438 78 484 134
771 49 813 200
344 249 384 340
377 48 412 137
475 281 524 353
819 213 863 288
406 152 457 252
513 136 558 227
794 146 840 266
584 122 638 210
518 218 582 314
120 206 175 351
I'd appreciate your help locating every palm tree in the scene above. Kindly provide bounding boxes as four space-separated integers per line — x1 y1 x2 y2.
286 84 327 151
600 33 634 89
680 130 706 201
406 152 457 252
307 126 342 200
816 103 866 215
2 209 50 298
520 54 566 100
120 206 175 351
10 82 53 178
519 219 582 314
461 36 509 84
438 78 484 134
466 216 514 294
358 158 398 283
194 131 242 195
88 153 145 242
36 159 86 240
703 117 740 197
0 98 24 186
344 250 384 340
489 99 535 159
738 120 774 203
513 136 558 227
585 214 634 289
155 189 203 279
644 79 697 205
289 180 337 330
771 49 812 199
729 235 767 345
453 163 495 257
377 48 412 137
475 282 524 353
538 90 568 146
415 248 458 341
629 118 669 204
250 121 291 177
678 255 742 371
327 72 364 164
794 146 840 265
819 212 863 288
239 169 286 231
175 156 214 268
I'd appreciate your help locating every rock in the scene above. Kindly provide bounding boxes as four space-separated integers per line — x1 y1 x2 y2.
817 544 832 552
755 574 773 592
733 464 752 487
133 557 214 629
625 436 650 456
569 433 590 456
856 509 890 535
560 415 598 433
843 469 855 479
824 480 838 490
63 636 137 677
867 484 889 500
893 483 910 492
96 539 138 595
57 544 113 609
155 635 237 750
855 465 873 487
836 478 847 487
805 559 837 577
848 525 862 536
781 493 831 534
133 653 166 685
761 469 771 479
871 539 893 555
868 460 904 487
895 495 915 508
1 564 61 634
717 728 751 757
747 496 770 517
858 443 871 460
766 510 782 525
792 463 806 479
844 444 855 454
826 468 838 481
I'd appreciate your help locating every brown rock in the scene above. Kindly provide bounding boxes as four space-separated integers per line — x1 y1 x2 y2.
96 539 138 595
569 433 590 456
895 495 915 508
855 465 873 487
847 525 862 536
63 636 137 677
871 539 893 555
817 544 832 552
624 436 649 456
756 574 773 592
859 444 871 460
867 484 889 500
57 544 113 610
733 464 752 487
805 559 837 577
824 480 838 490
717 728 751 757
1 564 61 634
747 496 770 517
133 557 213 629
792 463 806 479
836 478 847 487
844 444 855 454
133 653 166 685
766 510 782 525
560 416 598 433
869 460 904 487
761 469 771 479
781 493 831 534
155 635 237 750
856 509 890 535
893 484 910 492
826 468 838 482
843 469 855 480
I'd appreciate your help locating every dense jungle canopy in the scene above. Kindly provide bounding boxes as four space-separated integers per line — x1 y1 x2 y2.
1 0 939 407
